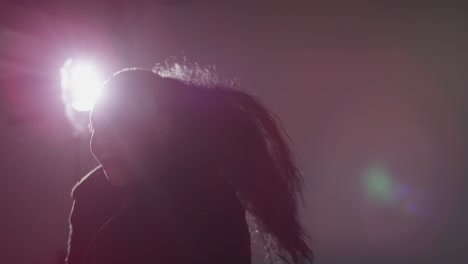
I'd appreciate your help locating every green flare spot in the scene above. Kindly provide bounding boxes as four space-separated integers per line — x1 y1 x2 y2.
363 164 394 204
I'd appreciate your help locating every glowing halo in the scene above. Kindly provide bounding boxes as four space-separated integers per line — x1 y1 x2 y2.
60 58 103 112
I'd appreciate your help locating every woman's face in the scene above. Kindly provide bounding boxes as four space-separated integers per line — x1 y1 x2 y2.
89 80 166 187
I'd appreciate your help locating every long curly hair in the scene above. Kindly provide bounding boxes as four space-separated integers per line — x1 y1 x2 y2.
109 62 312 263
152 61 312 263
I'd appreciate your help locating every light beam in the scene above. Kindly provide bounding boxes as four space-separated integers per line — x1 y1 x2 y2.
60 58 103 111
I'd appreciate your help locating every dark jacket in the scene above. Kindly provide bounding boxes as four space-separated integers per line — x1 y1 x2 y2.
66 166 251 264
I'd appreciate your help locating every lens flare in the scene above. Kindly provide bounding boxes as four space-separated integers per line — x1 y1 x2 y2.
363 164 394 204
61 58 103 111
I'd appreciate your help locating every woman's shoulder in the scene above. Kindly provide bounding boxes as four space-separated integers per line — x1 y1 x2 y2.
71 165 112 200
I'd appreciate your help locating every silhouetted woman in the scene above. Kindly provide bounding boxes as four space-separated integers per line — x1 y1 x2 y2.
66 66 312 264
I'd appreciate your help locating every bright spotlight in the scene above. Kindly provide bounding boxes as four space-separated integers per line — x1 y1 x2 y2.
60 58 104 112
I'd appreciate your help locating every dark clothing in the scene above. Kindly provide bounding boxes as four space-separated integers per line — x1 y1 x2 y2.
66 166 251 264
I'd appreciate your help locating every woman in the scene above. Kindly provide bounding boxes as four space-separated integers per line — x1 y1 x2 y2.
66 66 312 264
